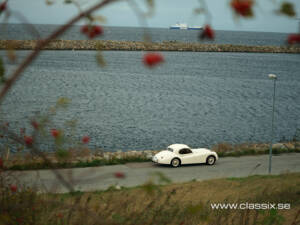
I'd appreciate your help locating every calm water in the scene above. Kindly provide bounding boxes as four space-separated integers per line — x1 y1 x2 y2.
0 24 289 46
0 50 299 151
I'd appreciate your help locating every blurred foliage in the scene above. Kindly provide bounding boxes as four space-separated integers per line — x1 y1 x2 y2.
96 51 106 67
5 41 17 62
55 149 70 160
0 57 5 84
141 181 159 194
193 7 205 15
151 171 171 184
92 15 107 23
45 0 54 5
56 97 71 108
145 0 155 16
279 2 296 17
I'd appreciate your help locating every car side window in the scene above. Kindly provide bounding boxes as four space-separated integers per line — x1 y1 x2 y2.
179 149 185 154
179 148 192 154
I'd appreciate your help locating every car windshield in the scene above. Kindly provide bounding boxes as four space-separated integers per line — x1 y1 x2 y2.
167 148 173 152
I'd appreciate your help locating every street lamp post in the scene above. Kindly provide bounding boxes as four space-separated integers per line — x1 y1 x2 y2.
268 74 277 174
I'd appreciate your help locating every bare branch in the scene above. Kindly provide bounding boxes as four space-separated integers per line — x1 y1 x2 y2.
0 124 75 191
0 0 119 106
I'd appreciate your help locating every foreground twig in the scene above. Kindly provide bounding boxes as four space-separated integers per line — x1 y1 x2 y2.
0 0 118 105
0 124 75 192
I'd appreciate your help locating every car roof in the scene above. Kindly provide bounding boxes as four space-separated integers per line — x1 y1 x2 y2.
167 144 190 152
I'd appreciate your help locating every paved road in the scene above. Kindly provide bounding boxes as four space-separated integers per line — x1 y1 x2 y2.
10 153 300 193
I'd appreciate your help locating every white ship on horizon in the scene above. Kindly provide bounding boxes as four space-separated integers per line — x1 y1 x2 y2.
170 23 202 30
188 25 203 30
169 23 188 30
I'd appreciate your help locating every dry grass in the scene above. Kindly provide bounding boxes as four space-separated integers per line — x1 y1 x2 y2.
37 172 300 225
1 171 300 224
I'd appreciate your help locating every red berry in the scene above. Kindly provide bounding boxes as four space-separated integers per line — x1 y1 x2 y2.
114 172 125 178
88 31 96 39
51 129 60 138
143 53 164 67
200 25 215 40
80 25 89 34
231 0 253 17
83 25 103 39
57 213 63 219
82 136 90 144
31 121 39 129
93 26 103 35
0 157 3 168
10 185 17 192
0 2 6 12
287 34 300 45
24 136 33 146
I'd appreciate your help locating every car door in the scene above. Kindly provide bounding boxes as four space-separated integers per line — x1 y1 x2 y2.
178 148 198 164
191 149 208 163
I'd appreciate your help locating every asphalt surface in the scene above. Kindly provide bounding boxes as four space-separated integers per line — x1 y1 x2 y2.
10 153 300 193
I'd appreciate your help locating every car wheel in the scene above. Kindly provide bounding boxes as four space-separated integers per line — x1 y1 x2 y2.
171 158 180 167
206 156 216 165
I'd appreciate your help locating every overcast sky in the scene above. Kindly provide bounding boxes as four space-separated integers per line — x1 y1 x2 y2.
7 0 300 33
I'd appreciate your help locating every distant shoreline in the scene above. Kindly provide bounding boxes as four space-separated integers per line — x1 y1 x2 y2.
0 40 300 53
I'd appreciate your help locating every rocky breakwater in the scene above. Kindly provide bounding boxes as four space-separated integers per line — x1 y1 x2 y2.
0 40 300 53
3 148 160 169
2 141 300 170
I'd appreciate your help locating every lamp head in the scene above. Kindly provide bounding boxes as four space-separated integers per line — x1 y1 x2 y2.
268 74 277 80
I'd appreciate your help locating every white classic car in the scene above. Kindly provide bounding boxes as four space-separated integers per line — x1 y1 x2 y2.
152 144 218 167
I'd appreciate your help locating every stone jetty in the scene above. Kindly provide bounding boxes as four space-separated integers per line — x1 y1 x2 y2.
0 40 300 53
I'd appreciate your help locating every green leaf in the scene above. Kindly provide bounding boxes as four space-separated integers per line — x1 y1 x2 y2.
65 119 78 128
45 0 54 5
193 7 205 15
92 15 107 23
146 0 154 8
56 97 71 108
145 0 155 16
279 2 296 17
55 149 70 160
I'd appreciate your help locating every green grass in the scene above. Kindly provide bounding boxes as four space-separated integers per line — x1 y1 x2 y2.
226 174 282 182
